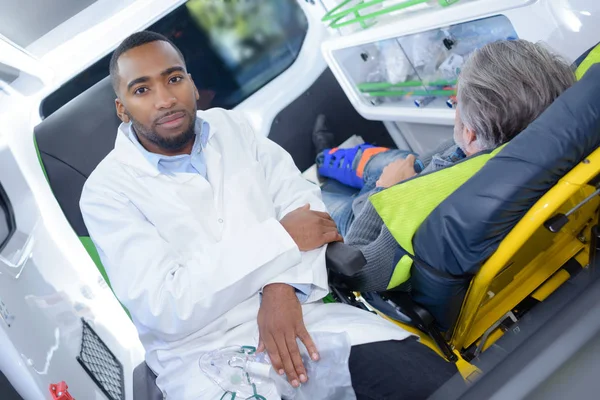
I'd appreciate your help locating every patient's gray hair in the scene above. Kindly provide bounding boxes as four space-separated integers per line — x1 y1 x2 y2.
457 39 575 150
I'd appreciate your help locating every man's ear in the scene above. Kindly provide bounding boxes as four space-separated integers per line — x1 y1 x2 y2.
189 73 200 101
464 128 479 154
115 98 130 123
465 129 477 145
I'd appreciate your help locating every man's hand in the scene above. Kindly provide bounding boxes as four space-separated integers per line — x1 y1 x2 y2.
376 154 418 188
257 283 319 387
280 204 343 251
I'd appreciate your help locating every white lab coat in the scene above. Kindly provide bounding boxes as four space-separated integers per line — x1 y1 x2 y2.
80 108 411 399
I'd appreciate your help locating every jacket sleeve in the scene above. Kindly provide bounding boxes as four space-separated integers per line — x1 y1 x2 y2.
344 200 399 292
80 179 301 341
237 112 329 302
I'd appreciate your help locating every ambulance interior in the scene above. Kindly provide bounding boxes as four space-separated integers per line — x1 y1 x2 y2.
2 0 600 399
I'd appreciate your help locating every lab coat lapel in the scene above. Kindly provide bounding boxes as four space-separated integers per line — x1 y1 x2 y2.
167 170 200 184
204 136 224 212
113 125 160 177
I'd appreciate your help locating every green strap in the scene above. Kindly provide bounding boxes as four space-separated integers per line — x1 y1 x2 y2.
370 145 505 289
576 44 600 80
358 79 457 92
246 384 266 400
362 89 456 98
322 293 336 303
323 0 460 29
239 346 256 355
219 370 266 400
33 137 50 184
80 237 111 287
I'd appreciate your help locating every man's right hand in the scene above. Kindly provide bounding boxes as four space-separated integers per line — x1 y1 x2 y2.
280 204 343 251
376 154 418 188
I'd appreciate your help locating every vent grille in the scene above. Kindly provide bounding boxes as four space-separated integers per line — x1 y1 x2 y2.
77 319 125 400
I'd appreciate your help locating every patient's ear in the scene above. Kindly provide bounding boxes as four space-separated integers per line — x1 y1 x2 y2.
465 129 477 145
464 129 479 155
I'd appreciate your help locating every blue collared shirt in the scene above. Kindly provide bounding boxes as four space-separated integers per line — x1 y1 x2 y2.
128 120 210 177
128 120 311 303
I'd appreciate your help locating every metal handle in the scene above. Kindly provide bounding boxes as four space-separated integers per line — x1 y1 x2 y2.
545 187 600 233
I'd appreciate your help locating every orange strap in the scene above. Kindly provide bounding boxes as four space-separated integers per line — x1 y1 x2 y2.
356 147 389 178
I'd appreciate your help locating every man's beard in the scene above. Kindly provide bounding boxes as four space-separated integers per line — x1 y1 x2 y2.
128 110 197 152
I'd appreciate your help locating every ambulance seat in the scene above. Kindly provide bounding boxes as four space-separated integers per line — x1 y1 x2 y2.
132 363 163 400
34 77 121 290
34 77 162 399
328 64 600 363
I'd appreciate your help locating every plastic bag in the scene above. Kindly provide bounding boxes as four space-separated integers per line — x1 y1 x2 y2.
199 332 355 399
445 16 518 56
405 31 447 76
292 331 355 400
438 53 464 79
376 39 411 84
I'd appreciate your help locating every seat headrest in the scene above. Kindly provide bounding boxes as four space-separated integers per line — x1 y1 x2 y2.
35 77 120 178
34 77 120 235
413 64 600 277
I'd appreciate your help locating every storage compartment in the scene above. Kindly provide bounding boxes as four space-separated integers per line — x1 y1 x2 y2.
330 15 517 112
322 0 600 124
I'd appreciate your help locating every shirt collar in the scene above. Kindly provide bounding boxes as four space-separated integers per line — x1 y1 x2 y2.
429 145 467 171
127 118 210 169
448 146 467 162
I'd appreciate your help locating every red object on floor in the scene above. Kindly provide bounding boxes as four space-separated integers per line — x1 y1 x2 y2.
49 381 74 400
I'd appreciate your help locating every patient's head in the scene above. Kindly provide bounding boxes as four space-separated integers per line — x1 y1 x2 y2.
109 31 199 155
454 39 575 156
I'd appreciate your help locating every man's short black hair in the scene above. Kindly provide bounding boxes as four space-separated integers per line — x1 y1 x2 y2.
109 30 185 94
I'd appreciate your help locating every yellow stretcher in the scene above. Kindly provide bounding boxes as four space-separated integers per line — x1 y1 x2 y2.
388 149 599 379
326 44 600 380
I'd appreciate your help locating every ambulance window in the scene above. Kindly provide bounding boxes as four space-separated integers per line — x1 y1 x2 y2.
0 184 15 253
0 63 19 85
179 0 309 109
0 61 45 97
41 0 308 118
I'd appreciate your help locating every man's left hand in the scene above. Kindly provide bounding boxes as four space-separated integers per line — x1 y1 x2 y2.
376 154 418 188
257 283 319 388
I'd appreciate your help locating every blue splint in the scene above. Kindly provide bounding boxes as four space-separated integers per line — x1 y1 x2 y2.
317 144 378 189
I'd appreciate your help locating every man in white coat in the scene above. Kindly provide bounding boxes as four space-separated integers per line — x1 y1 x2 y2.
80 31 457 399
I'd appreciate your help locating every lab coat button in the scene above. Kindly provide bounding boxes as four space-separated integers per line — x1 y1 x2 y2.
218 218 224 223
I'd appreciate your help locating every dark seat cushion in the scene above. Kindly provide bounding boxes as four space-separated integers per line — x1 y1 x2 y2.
133 363 162 400
34 77 120 236
411 64 600 330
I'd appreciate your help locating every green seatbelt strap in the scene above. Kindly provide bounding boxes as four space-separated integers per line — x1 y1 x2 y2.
370 145 505 289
